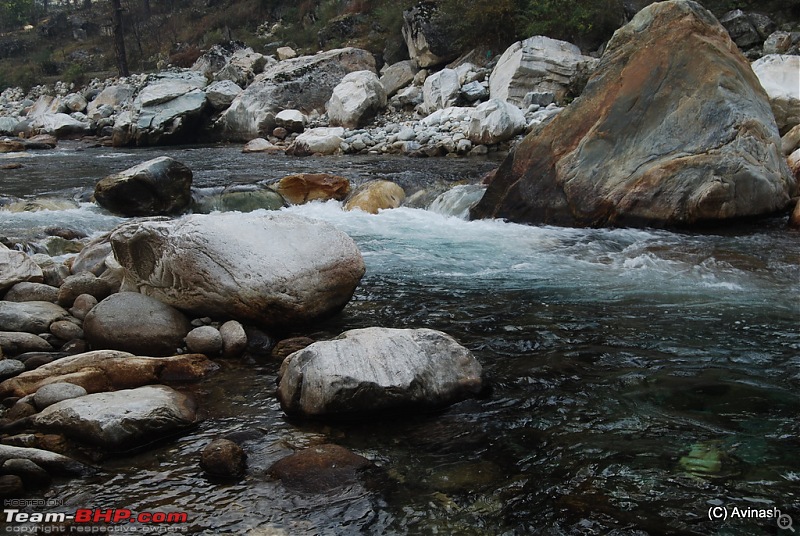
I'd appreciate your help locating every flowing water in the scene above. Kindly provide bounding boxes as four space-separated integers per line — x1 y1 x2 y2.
1 144 798 535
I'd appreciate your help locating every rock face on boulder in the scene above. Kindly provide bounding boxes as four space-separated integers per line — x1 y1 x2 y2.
489 35 598 107
217 48 375 141
751 54 800 133
94 156 193 217
84 293 191 356
467 99 526 145
0 246 43 292
402 2 459 68
32 385 197 450
277 327 484 418
472 0 795 228
109 212 365 328
327 71 387 128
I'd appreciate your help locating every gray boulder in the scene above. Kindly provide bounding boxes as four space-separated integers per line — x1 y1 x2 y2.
277 327 484 418
83 292 191 356
0 359 25 381
0 246 43 292
422 68 460 114
217 48 376 141
109 212 365 329
185 326 223 356
0 301 71 333
327 71 387 128
751 54 800 133
113 71 208 146
219 320 247 359
56 272 114 307
32 385 198 450
380 60 419 97
86 85 134 121
94 156 193 217
3 282 58 303
30 113 90 138
472 0 795 228
489 35 598 107
0 332 52 356
287 127 345 156
33 382 87 410
205 80 242 111
467 99 526 145
274 109 307 133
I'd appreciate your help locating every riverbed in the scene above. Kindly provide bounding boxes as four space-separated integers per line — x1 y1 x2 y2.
1 144 798 535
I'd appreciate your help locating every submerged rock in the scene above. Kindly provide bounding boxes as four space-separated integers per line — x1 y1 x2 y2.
200 438 246 478
277 327 484 418
472 0 794 228
32 385 198 450
110 212 365 328
94 156 193 217
269 443 373 492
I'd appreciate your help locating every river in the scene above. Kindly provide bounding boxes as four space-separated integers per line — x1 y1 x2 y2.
1 143 798 535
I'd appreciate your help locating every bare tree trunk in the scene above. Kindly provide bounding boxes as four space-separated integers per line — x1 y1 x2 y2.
111 0 129 77
142 0 151 19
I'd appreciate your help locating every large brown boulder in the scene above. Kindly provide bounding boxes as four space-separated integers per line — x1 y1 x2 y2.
471 0 795 228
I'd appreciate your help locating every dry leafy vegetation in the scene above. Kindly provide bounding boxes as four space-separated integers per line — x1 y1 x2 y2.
0 0 797 91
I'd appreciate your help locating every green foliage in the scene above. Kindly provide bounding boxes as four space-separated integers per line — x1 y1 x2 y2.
62 62 86 86
439 0 526 49
0 0 34 31
439 0 624 52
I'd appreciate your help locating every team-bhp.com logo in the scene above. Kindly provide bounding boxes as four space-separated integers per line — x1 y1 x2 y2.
4 508 188 533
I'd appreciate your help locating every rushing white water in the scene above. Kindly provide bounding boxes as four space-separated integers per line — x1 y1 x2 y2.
281 201 793 304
